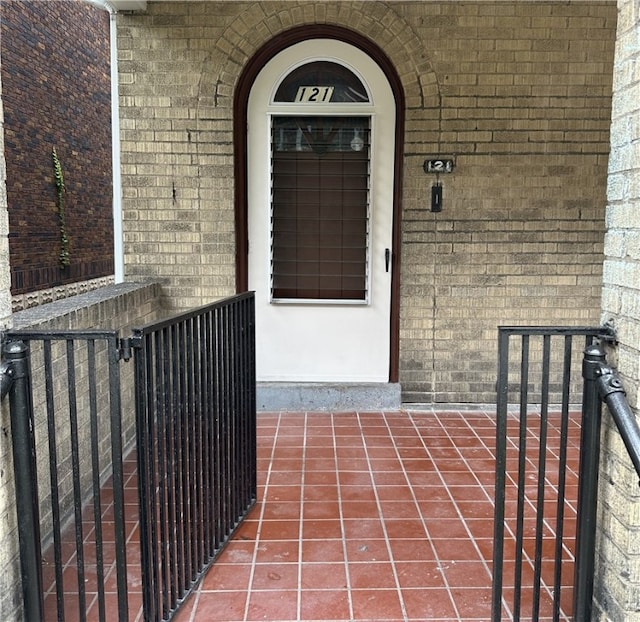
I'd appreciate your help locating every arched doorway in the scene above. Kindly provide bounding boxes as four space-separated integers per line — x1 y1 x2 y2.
234 26 404 389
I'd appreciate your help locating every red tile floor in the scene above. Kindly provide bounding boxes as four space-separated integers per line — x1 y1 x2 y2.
173 409 577 622
43 408 578 621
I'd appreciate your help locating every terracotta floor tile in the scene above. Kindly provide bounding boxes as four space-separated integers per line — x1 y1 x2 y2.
254 539 300 565
264 485 304 502
440 560 492 589
431 537 483 562
251 563 299 590
342 518 386 539
378 500 421 519
410 483 450 500
394 560 446 589
215 540 256 564
337 471 373 486
258 519 300 541
350 588 405 620
261 501 301 520
339 485 377 502
245 589 298 621
302 484 339 502
344 538 390 563
384 518 429 540
418 500 459 519
303 501 341 520
303 470 338 486
340 500 379 519
302 518 343 540
268 470 303 485
401 587 457 620
372 470 411 486
300 539 345 563
374 484 415 501
200 563 252 591
183 591 247 621
367 457 404 471
455 500 495 520
388 538 435 562
300 562 348 590
366 446 399 459
348 561 397 589
299 589 351 620
425 518 469 539
464 518 495 539
448 586 494 619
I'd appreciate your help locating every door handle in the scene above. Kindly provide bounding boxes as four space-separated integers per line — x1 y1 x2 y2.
385 248 391 272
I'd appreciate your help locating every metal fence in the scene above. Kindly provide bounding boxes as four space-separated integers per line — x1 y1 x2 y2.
491 326 614 621
2 292 256 622
3 330 129 622
131 292 257 621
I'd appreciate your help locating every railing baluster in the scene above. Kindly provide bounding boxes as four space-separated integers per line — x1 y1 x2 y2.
552 335 573 622
513 334 530 622
4 341 45 622
107 334 129 622
573 344 605 621
65 339 89 622
43 340 65 621
87 339 107 622
491 329 510 621
532 335 551 622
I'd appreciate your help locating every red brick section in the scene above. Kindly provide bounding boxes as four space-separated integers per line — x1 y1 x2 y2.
1 0 114 295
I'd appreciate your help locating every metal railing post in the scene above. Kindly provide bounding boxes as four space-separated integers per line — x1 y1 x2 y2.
3 340 44 621
573 344 605 621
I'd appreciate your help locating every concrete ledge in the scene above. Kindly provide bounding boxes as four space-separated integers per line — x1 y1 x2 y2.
257 382 402 412
11 280 162 330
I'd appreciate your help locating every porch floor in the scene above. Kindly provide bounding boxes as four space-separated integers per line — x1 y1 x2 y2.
45 408 577 621
173 408 575 622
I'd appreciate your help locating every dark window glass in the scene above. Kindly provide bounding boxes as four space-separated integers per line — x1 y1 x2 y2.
274 61 369 103
270 116 370 301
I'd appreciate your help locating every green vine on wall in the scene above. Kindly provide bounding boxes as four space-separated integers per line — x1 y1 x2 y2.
52 147 70 268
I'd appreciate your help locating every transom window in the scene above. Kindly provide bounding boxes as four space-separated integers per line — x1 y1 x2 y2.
274 61 369 103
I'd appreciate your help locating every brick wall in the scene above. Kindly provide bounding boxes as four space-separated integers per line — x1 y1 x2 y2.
0 44 16 622
0 1 114 295
0 53 11 325
595 0 640 618
117 1 616 403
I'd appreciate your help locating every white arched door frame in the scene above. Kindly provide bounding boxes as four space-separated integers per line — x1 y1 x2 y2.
247 39 396 382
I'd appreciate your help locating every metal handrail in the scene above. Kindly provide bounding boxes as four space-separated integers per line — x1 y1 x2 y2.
595 357 640 484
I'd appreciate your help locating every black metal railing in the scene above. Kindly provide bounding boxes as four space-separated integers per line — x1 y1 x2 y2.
573 344 640 621
130 292 257 621
1 291 256 622
491 326 614 621
2 330 129 622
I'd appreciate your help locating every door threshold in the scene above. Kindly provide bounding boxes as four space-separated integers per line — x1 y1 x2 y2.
256 382 401 412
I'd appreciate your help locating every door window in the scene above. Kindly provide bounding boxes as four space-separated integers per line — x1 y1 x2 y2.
270 116 370 301
270 61 372 303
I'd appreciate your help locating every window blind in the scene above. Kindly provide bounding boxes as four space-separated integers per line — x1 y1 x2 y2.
270 116 371 301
